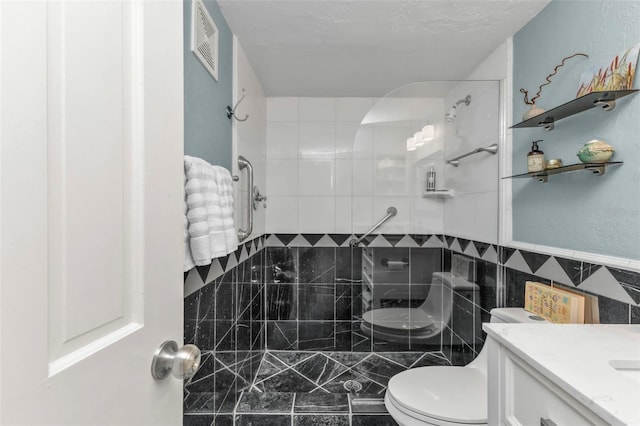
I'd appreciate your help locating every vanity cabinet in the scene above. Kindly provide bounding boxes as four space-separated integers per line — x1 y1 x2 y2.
487 336 608 425
484 323 640 426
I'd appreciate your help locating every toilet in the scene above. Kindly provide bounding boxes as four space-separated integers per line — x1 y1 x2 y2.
384 308 547 426
361 255 477 344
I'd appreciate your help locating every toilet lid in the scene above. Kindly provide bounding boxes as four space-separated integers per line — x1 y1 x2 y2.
387 366 487 424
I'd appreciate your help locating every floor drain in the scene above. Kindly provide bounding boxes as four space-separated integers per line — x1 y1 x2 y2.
343 380 363 393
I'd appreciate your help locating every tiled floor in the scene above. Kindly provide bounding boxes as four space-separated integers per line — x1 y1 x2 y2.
184 351 451 425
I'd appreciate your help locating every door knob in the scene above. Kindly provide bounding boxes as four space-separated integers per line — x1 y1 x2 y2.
151 340 201 380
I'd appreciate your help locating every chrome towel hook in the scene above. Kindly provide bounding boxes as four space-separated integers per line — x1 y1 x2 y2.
227 88 249 122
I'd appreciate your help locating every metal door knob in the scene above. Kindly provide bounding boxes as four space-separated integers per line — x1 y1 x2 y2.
151 340 201 380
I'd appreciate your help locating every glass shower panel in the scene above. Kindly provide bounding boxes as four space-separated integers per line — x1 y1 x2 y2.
350 81 501 361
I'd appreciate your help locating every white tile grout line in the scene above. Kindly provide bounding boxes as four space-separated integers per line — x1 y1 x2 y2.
232 389 244 420
248 351 268 392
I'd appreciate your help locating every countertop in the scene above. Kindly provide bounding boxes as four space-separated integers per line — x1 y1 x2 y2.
483 323 640 425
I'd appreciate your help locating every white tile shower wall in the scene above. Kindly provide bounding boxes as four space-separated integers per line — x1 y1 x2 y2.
443 83 500 243
442 43 507 244
266 96 447 235
266 97 374 234
233 39 267 237
360 95 446 235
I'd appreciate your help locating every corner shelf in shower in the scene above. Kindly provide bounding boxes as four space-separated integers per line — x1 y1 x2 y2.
422 189 455 198
503 161 623 183
510 90 638 131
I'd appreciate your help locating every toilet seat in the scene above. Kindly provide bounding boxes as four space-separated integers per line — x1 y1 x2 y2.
386 366 487 424
362 308 439 332
386 393 481 426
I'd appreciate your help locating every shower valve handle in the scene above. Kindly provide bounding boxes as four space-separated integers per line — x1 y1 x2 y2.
253 186 267 209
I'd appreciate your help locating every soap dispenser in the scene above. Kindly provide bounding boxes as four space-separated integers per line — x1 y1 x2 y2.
426 166 436 192
527 140 545 173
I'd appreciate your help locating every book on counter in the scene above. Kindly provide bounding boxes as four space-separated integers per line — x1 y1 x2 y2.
524 281 588 324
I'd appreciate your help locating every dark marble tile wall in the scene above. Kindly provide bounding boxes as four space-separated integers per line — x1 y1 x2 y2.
264 245 444 353
499 246 640 324
265 246 360 352
439 244 499 365
442 234 640 358
263 234 502 363
184 240 266 422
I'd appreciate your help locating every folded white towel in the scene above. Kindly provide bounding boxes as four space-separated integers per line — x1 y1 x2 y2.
184 156 238 271
184 171 195 271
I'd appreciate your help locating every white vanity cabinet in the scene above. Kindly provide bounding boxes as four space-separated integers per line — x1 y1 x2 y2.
484 324 640 426
486 336 607 425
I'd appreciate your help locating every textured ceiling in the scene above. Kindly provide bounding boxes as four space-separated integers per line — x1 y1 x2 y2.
217 0 550 96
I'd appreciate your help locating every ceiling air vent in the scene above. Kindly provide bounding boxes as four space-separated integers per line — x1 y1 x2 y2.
191 0 219 81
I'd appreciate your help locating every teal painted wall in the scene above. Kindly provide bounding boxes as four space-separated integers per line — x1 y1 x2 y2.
184 0 233 170
512 0 640 260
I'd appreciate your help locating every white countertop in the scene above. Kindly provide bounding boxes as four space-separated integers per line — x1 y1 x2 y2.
483 323 640 425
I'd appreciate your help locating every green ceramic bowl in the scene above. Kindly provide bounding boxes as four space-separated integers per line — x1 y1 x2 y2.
577 140 614 163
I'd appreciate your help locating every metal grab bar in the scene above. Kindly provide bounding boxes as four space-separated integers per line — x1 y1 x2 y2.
349 207 397 247
237 155 253 242
446 143 498 167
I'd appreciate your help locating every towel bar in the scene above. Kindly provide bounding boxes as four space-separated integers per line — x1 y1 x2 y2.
446 143 498 167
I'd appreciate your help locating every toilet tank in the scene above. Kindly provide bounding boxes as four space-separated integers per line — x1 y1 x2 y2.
490 307 549 323
466 308 549 370
421 272 479 326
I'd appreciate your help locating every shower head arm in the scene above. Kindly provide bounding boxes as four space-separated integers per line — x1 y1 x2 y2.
455 95 472 107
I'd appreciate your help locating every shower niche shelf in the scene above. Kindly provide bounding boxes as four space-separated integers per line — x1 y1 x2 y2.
504 161 623 183
510 90 638 131
422 189 455 198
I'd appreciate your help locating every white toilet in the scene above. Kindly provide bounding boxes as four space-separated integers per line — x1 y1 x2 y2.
384 308 547 426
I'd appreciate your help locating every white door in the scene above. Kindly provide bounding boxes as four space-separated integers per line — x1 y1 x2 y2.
0 1 185 424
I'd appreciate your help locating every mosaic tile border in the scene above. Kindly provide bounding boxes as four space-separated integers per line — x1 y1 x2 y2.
185 235 266 296
265 233 445 249
265 233 501 263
